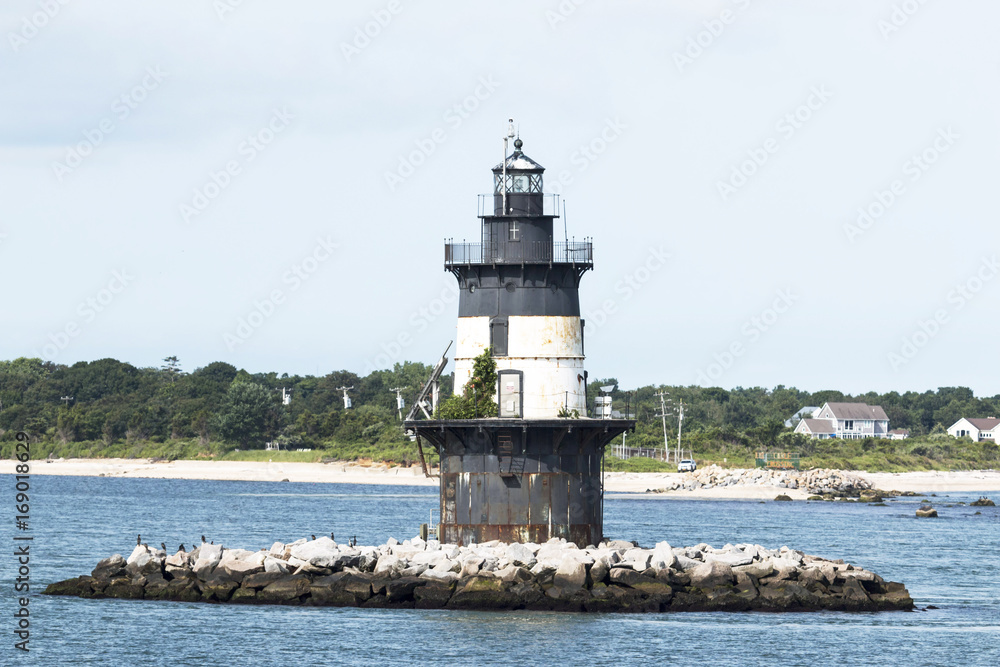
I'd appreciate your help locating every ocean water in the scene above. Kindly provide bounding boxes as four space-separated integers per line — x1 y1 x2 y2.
4 475 999 666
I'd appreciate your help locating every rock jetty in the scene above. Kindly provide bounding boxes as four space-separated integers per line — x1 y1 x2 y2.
44 537 913 613
647 465 874 496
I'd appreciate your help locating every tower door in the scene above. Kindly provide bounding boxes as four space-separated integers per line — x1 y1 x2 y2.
498 370 523 418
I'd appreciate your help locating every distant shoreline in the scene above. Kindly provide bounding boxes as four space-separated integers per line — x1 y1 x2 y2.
4 458 999 499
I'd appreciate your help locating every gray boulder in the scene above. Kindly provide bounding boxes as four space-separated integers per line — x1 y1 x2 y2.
264 556 291 574
258 575 311 603
420 569 459 583
400 564 429 578
193 543 224 576
125 545 148 566
651 542 676 570
460 556 484 578
374 554 403 575
221 558 265 583
358 547 379 572
622 548 652 571
553 555 587 592
732 561 774 579
505 543 536 567
609 566 645 588
590 559 608 585
92 555 126 580
289 537 340 568
688 561 734 589
675 555 702 571
125 548 163 577
705 553 752 568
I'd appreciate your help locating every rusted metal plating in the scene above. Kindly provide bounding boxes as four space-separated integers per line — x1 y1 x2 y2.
408 419 633 546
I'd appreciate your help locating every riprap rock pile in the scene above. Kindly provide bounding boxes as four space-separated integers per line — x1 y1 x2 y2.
650 465 873 495
44 536 912 613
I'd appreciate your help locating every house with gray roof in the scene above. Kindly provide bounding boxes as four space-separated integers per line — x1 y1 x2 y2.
795 418 837 439
947 417 1000 442
785 406 820 428
793 402 891 440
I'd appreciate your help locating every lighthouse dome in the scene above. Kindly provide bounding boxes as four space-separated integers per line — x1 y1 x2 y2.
493 139 545 173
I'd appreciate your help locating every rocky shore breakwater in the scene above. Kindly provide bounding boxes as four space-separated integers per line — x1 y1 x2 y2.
648 466 874 495
45 536 913 613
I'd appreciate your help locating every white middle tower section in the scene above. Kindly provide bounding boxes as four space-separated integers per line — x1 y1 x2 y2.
445 137 594 419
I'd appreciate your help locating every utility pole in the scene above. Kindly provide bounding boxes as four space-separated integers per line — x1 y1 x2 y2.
389 387 406 420
337 386 353 410
654 390 670 463
60 395 74 408
676 399 685 464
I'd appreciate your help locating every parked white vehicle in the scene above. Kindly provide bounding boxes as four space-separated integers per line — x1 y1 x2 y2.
678 459 697 473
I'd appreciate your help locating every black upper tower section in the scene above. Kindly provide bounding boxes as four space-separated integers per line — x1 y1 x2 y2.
444 139 593 319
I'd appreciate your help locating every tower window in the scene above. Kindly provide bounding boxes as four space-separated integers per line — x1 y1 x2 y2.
491 319 508 356
529 174 542 193
508 221 519 241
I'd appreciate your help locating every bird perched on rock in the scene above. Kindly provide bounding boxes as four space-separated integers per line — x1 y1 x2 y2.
311 535 316 541
161 542 166 552
136 534 141 546
331 532 335 542
201 535 206 543
179 544 186 552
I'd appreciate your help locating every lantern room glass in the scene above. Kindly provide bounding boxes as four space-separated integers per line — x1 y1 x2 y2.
494 173 543 194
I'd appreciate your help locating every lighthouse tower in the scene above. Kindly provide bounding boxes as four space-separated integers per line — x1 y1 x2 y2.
407 128 633 547
449 136 590 419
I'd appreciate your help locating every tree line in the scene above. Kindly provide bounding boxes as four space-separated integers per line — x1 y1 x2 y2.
0 356 447 452
1 356 997 466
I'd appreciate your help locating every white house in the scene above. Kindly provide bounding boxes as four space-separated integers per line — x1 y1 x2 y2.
888 429 909 440
794 402 890 440
947 417 1000 442
795 419 837 439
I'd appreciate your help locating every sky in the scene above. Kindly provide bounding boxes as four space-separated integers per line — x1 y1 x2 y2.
2 1 998 396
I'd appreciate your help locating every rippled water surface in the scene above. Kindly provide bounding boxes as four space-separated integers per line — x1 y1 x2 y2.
5 475 998 665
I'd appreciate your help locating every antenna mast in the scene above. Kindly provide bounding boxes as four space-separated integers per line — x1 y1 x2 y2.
502 118 514 215
562 200 568 246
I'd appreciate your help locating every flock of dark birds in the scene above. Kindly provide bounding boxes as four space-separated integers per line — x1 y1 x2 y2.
135 533 359 552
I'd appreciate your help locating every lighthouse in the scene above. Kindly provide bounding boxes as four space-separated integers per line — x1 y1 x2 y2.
406 125 633 547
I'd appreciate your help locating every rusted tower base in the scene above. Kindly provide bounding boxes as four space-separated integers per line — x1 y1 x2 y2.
407 419 633 546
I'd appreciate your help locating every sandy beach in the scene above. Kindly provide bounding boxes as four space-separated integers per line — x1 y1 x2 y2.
5 458 999 499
